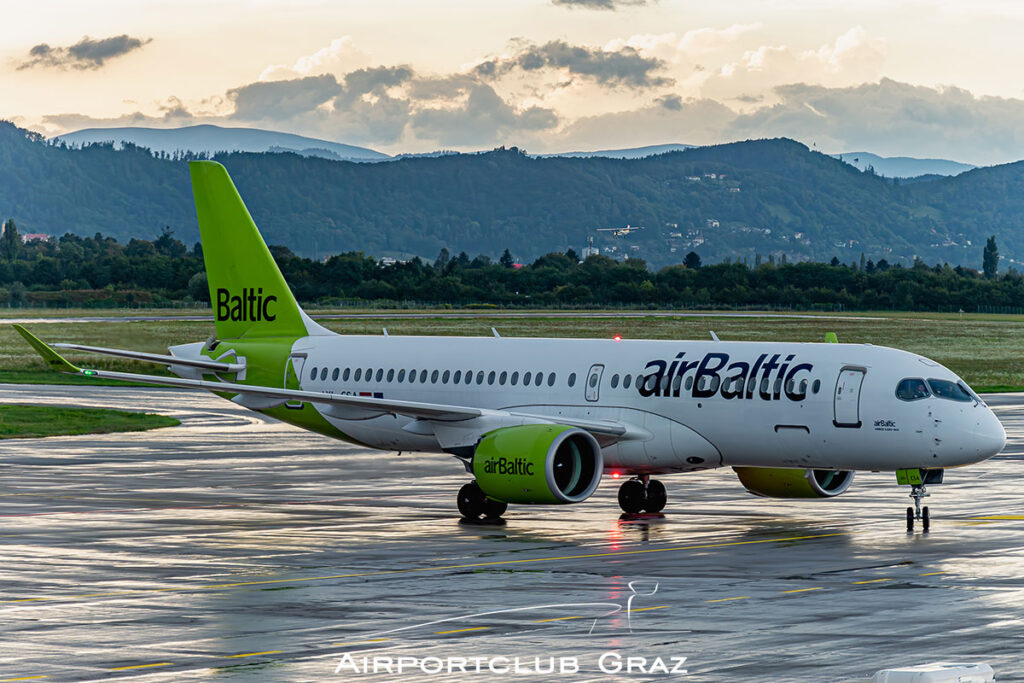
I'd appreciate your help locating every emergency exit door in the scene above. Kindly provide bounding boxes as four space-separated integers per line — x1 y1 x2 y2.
833 367 865 428
284 353 306 409
585 364 604 402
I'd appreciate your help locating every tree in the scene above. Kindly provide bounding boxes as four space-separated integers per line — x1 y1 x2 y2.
830 256 841 266
983 235 999 279
2 219 20 261
499 248 515 268
683 251 702 269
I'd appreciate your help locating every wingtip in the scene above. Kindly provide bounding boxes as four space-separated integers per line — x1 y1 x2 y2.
13 324 83 374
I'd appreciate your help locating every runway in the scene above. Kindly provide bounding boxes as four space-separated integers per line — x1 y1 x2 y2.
2 384 1024 681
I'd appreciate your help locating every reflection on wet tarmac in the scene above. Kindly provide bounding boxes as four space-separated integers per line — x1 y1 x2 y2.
2 385 1024 680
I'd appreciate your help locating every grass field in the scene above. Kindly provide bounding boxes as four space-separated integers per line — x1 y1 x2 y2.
2 310 1023 391
0 405 179 439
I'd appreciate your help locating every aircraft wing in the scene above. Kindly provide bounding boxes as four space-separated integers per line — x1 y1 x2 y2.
14 326 628 437
51 342 245 373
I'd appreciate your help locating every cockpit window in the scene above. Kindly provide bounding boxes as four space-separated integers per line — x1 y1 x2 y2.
896 378 930 401
927 378 974 403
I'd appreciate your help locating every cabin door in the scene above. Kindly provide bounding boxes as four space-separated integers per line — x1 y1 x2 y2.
833 367 865 428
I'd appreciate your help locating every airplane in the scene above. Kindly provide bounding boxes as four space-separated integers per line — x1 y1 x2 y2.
15 161 1006 531
597 225 644 238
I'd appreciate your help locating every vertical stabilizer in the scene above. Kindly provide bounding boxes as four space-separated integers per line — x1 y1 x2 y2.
189 160 328 340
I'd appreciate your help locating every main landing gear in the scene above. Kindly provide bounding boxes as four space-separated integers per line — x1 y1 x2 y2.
906 484 930 533
457 481 508 520
617 475 667 515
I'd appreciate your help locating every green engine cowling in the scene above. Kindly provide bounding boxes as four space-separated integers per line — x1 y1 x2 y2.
733 467 854 498
472 424 603 504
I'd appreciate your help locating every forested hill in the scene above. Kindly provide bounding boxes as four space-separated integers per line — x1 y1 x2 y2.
1 121 1022 268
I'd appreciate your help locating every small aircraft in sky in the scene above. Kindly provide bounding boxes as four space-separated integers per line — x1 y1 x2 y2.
16 161 1005 531
597 225 645 237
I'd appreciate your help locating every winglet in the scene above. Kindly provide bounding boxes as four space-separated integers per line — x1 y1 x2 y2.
825 332 839 344
13 325 84 374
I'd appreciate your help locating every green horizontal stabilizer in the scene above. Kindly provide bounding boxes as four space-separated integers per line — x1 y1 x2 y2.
12 325 85 374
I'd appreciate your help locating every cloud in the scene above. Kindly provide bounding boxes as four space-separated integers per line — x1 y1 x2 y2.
18 35 151 71
259 36 370 81
228 74 342 120
475 40 671 89
551 0 649 9
411 82 558 147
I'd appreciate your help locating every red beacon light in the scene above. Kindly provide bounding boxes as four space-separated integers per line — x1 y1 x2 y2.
611 471 621 479
613 335 622 342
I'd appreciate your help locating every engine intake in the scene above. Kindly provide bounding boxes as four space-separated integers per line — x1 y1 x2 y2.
733 467 854 499
473 425 603 504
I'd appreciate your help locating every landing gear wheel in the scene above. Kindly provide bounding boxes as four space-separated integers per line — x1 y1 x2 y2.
618 479 646 514
922 506 930 533
457 481 486 519
906 507 914 532
906 483 931 532
644 479 667 513
482 498 508 519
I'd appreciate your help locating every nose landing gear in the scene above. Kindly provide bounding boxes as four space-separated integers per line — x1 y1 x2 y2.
906 484 930 532
617 475 667 514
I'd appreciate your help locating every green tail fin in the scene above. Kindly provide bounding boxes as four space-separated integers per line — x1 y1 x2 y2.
189 160 319 340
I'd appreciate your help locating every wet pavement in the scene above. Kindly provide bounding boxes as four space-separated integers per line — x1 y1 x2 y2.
2 385 1024 682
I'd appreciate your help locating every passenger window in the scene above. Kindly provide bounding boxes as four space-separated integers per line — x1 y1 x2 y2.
589 373 598 388
773 378 782 395
623 374 631 389
440 370 449 384
419 369 427 382
568 372 576 387
309 367 317 381
465 371 473 385
499 371 508 385
365 368 372 379
896 378 930 401
661 374 670 392
431 369 439 383
672 375 681 393
610 374 619 388
685 376 694 391
387 369 394 382
812 379 821 394
453 370 461 383
477 371 485 384
354 368 362 381
343 368 351 381
535 372 543 387
927 378 973 402
376 369 383 382
524 371 532 385
332 368 339 381
548 373 556 387
511 371 519 385
398 369 406 382
799 379 807 393
488 371 496 385
320 367 328 381
408 369 416 383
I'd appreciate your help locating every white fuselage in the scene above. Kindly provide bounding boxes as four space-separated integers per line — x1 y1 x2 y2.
282 335 1005 475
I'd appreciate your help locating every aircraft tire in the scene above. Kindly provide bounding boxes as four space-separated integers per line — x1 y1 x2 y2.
906 507 914 532
458 481 486 518
618 479 646 514
644 480 667 513
922 506 930 532
482 498 508 519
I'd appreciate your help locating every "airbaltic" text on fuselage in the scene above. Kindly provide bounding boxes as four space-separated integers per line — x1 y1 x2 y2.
638 352 813 401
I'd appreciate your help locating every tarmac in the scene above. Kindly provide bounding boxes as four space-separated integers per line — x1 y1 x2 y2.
2 384 1024 681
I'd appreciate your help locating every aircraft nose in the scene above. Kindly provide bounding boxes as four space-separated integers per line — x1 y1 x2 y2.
969 408 1006 461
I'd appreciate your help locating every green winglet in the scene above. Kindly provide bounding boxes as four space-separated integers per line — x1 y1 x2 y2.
12 324 84 374
825 332 839 343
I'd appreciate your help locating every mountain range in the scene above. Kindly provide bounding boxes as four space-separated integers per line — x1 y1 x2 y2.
4 121 1023 269
832 151 975 178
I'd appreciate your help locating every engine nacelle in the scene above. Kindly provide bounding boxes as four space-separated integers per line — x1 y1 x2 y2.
733 467 854 499
473 425 603 504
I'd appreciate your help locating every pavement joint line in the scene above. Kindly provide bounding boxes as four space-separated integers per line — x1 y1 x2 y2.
852 579 892 584
226 651 283 658
331 639 391 647
435 627 491 635
781 587 823 593
706 596 750 603
108 663 173 671
0 531 847 605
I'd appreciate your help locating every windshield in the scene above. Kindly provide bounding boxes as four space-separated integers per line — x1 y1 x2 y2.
927 378 974 402
895 378 930 401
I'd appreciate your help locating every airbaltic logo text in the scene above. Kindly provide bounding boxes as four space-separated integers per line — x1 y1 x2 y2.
216 288 277 322
638 351 813 402
482 457 535 476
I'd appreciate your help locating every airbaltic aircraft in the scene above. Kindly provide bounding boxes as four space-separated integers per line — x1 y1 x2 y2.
16 161 1006 531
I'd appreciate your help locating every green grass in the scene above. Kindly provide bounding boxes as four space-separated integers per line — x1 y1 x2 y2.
3 309 1024 392
0 405 179 439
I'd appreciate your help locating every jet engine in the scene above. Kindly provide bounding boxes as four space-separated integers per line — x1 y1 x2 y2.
472 424 603 504
733 466 854 498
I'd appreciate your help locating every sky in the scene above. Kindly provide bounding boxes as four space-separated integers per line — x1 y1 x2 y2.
4 0 1024 164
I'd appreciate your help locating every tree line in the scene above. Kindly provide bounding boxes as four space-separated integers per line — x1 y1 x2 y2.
0 218 1020 312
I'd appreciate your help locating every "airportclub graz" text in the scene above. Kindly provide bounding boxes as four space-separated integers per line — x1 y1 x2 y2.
638 351 814 401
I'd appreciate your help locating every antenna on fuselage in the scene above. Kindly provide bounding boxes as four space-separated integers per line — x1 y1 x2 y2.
382 328 389 337
826 332 838 343
492 327 501 338
710 330 720 342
